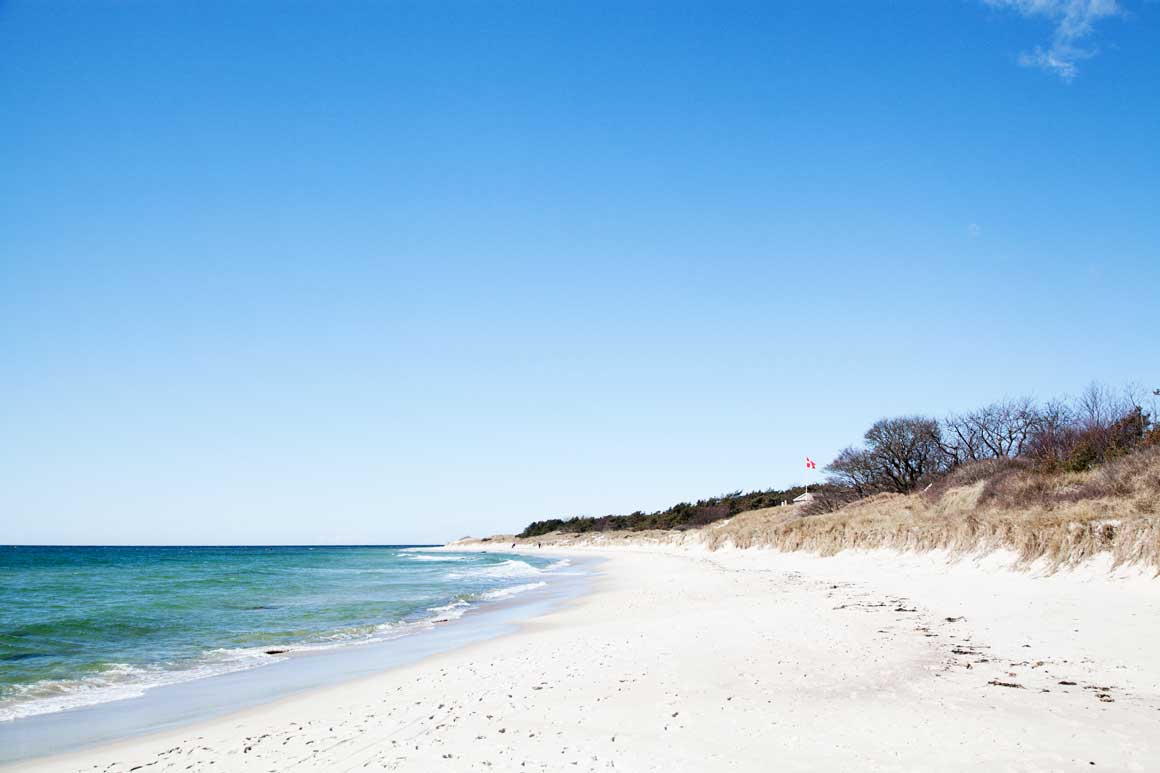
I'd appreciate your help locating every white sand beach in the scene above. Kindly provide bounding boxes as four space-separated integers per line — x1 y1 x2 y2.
7 545 1160 772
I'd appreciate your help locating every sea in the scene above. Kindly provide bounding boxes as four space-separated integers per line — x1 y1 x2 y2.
0 545 575 726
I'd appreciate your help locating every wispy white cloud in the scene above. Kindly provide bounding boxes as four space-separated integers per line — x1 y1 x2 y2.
983 0 1123 81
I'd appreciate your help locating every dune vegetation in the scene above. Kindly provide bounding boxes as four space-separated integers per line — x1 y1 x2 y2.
701 447 1160 570
507 384 1160 571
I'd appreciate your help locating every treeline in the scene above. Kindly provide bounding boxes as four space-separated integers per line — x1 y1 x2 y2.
517 383 1158 538
816 383 1159 511
518 485 811 539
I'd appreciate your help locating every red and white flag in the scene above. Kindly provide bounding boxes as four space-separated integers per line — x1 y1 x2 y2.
805 457 817 470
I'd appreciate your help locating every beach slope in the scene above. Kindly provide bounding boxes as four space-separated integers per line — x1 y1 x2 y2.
8 547 1160 771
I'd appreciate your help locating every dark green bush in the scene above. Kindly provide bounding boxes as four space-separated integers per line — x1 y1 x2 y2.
518 485 810 538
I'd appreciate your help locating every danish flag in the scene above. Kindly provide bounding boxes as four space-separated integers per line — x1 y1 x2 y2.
805 457 817 470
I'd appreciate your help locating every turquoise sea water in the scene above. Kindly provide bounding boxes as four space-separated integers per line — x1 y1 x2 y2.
0 545 568 722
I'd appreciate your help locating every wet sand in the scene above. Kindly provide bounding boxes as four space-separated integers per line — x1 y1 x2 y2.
7 545 1160 771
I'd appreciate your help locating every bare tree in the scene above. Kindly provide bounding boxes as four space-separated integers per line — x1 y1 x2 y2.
863 416 949 492
828 416 950 495
827 446 882 496
945 397 1041 462
942 413 983 464
824 382 1155 503
1076 382 1133 431
1024 398 1076 468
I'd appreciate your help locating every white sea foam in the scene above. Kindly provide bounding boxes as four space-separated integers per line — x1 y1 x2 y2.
1 588 510 723
0 649 278 722
447 559 542 580
426 599 471 614
478 582 547 601
0 555 577 724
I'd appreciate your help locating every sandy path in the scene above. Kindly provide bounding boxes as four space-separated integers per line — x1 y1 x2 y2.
7 547 1160 771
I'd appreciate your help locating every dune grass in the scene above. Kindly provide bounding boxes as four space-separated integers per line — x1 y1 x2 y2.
484 447 1160 573
702 446 1160 571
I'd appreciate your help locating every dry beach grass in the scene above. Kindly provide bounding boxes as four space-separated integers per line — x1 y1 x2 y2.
486 447 1160 573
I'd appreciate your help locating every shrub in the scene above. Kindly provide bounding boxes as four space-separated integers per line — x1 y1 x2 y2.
517 486 810 537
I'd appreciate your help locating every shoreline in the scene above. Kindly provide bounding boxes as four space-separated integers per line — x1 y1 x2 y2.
0 552 596 767
5 544 1159 771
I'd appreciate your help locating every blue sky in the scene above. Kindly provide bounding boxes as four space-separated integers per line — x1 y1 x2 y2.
2 1 1157 545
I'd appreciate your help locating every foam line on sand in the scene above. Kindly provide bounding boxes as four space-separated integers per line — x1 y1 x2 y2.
6 545 1159 771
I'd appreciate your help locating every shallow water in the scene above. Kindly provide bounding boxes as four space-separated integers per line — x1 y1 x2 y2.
0 545 571 723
